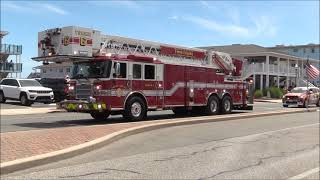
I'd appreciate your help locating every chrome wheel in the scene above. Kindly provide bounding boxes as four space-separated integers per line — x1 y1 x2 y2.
224 100 231 112
131 102 142 118
210 100 218 113
221 96 232 114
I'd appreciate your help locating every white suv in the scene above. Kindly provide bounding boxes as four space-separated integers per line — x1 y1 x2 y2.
0 78 54 106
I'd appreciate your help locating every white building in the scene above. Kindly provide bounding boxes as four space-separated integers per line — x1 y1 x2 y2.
0 31 23 79
268 44 320 60
199 44 319 89
30 62 72 79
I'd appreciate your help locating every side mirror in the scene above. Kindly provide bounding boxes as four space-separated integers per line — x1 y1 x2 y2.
115 62 121 77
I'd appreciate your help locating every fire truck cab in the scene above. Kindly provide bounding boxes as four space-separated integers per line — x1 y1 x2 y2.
33 26 253 121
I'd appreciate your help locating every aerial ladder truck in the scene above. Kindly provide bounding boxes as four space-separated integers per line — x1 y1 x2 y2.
33 26 253 120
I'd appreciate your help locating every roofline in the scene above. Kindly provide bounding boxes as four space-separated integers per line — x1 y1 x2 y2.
229 52 319 62
268 44 320 49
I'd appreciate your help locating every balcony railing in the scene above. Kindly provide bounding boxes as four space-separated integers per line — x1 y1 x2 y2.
242 63 301 78
0 62 23 73
0 44 22 55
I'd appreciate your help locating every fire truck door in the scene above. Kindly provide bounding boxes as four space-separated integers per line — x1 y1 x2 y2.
156 64 164 108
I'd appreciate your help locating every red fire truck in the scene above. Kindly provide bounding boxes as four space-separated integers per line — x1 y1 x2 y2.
33 26 253 120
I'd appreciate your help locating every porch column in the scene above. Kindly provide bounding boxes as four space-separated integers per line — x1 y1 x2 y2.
286 59 289 89
253 74 256 89
260 74 263 90
266 55 270 88
277 57 280 88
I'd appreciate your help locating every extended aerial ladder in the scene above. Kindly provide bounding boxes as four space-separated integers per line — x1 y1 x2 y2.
34 26 237 76
97 35 236 75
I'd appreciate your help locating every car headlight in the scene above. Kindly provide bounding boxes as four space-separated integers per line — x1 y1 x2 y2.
29 90 37 93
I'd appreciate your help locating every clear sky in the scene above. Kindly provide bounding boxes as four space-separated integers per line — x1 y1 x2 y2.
1 0 319 77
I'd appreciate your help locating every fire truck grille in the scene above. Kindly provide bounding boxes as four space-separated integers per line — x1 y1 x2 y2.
76 84 92 100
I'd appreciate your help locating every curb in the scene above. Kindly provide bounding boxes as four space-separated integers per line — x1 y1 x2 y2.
254 100 282 103
0 108 316 175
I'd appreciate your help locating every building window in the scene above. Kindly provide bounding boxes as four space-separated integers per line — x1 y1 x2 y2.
59 68 63 73
42 69 46 73
303 49 306 53
293 48 298 52
66 68 70 73
50 68 52 72
311 48 315 53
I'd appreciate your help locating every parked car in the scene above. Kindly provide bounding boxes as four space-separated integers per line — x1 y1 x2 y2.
37 78 69 102
282 87 320 107
0 78 54 106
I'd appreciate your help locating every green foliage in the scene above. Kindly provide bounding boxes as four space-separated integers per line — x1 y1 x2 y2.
262 88 269 96
258 87 283 99
254 90 263 98
269 87 283 99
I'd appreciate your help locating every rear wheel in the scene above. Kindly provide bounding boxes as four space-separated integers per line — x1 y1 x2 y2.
205 96 219 115
90 111 110 120
123 96 147 121
317 100 319 107
220 96 233 114
20 93 32 106
0 91 6 103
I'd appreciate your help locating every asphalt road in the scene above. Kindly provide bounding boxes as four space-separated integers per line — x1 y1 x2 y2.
1 102 284 133
3 110 319 179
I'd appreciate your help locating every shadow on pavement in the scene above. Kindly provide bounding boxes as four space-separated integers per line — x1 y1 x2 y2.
12 111 247 130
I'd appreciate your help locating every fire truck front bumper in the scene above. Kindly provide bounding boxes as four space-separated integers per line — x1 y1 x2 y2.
57 100 110 112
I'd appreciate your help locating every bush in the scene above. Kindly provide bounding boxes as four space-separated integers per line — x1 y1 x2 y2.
254 90 263 98
269 87 283 99
262 88 269 96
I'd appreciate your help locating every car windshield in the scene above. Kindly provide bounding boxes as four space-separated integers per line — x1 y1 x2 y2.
19 80 43 87
72 61 112 79
290 88 307 93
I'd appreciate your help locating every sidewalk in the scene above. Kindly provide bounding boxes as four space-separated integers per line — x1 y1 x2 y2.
254 98 282 103
0 108 312 164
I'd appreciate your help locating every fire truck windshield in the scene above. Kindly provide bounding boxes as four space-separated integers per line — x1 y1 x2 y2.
72 61 112 79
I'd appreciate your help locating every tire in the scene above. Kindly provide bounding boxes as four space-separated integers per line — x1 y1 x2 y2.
316 100 320 107
20 93 32 106
282 104 288 108
90 111 110 120
205 96 219 115
172 107 188 116
220 95 233 114
123 96 147 121
0 91 6 103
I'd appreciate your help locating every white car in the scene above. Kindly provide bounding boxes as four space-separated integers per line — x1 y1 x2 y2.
0 78 54 106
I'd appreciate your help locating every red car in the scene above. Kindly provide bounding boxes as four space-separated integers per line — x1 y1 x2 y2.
282 87 320 107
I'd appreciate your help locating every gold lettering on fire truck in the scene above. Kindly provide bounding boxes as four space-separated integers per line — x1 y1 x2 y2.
116 88 123 97
176 49 193 58
75 30 91 37
80 37 87 46
63 36 70 46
